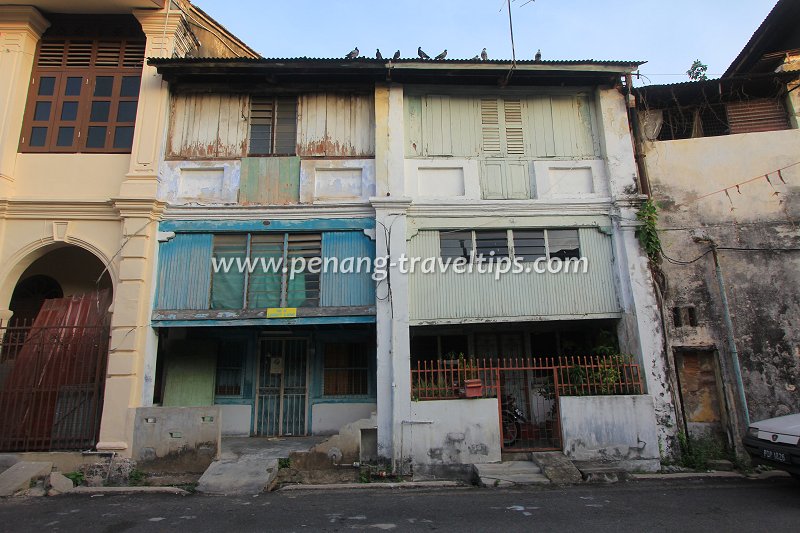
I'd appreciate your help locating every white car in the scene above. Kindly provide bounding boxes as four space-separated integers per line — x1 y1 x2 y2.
743 414 800 479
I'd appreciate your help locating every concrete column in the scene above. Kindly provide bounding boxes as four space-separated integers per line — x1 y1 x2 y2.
96 200 164 455
0 7 49 196
371 199 412 467
596 86 678 455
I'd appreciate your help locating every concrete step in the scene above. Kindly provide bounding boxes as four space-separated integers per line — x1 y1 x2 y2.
572 462 630 483
530 452 583 484
0 461 53 497
473 461 550 488
196 457 278 495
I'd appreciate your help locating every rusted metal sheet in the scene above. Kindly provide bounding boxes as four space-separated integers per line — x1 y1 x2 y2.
167 93 249 159
238 156 300 205
297 93 375 157
727 99 790 135
0 291 110 452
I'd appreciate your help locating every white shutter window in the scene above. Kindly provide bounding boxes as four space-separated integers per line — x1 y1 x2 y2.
480 98 502 153
504 99 525 155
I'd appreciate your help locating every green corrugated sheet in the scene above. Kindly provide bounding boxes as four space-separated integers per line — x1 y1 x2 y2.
239 156 300 205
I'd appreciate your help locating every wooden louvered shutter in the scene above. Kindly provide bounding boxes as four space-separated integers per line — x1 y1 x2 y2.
726 99 789 134
481 98 502 154
504 99 525 155
274 97 298 155
249 97 274 155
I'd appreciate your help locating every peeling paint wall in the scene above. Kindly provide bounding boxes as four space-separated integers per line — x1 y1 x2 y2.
560 395 660 471
645 128 800 433
403 399 501 467
167 93 248 159
298 93 375 157
158 160 241 205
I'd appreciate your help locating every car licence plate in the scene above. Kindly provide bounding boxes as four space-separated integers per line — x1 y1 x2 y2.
762 448 789 464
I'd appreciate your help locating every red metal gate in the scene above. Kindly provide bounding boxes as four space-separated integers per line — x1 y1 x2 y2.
0 293 110 452
497 362 562 452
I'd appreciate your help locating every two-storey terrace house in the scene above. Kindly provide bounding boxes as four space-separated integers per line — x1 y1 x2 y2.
0 1 256 457
149 55 676 474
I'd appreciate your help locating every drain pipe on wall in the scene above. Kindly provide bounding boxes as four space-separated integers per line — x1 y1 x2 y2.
709 244 750 429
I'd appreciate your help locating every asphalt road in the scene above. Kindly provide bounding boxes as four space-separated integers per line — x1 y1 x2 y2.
1 477 799 532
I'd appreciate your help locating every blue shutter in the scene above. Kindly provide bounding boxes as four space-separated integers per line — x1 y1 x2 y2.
320 231 375 307
155 233 213 310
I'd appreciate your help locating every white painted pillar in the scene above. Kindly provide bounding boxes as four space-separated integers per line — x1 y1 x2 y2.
372 82 411 465
596 86 678 456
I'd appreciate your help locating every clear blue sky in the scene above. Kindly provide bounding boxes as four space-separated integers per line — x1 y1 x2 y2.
194 0 777 86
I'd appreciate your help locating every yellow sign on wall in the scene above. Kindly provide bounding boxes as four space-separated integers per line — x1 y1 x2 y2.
266 308 297 318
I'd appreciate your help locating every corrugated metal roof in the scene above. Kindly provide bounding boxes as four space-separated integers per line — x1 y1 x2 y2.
724 0 800 77
149 56 644 67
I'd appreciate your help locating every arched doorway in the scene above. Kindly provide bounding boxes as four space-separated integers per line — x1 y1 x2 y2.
0 245 113 451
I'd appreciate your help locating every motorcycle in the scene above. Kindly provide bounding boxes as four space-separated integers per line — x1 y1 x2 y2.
500 394 527 446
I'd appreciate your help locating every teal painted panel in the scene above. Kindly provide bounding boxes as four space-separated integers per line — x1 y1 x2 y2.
156 233 213 310
239 156 300 205
160 218 375 233
320 231 376 307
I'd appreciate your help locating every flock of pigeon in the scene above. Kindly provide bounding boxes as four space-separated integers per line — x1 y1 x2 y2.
345 47 543 61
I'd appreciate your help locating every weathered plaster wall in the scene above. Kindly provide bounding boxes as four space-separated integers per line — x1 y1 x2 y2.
560 395 661 471
403 399 501 468
219 404 251 436
132 406 221 473
158 160 240 204
560 395 660 471
645 128 800 429
311 403 376 436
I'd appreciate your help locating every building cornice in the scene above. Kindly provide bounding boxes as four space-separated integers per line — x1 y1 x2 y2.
161 204 375 220
3 199 119 220
0 6 50 38
406 199 614 218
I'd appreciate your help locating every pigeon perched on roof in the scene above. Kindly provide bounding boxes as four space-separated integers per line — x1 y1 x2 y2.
418 47 430 60
535 49 542 61
346 47 359 59
480 48 488 61
393 50 401 60
376 49 383 59
471 55 480 60
434 49 447 60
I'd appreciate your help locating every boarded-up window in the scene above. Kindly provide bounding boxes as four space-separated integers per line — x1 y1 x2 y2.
20 38 144 153
323 342 370 396
249 96 298 155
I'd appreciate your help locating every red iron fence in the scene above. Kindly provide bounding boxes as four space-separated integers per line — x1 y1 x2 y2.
411 356 644 452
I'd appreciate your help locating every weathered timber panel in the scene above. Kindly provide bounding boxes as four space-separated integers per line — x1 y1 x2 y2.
167 93 248 159
408 227 618 322
405 93 597 158
239 156 301 205
320 231 376 307
298 93 375 157
156 233 213 310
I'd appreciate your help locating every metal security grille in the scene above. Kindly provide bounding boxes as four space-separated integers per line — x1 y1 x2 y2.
0 324 109 452
256 338 308 436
